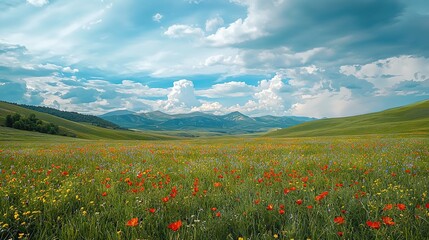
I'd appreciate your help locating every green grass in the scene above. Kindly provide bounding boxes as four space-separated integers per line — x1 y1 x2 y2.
0 102 176 140
0 136 428 239
267 100 429 137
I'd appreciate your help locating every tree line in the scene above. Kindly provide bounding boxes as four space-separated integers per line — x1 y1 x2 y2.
18 104 120 129
5 113 60 135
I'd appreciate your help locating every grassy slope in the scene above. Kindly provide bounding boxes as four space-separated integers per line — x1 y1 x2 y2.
0 102 175 140
267 100 429 137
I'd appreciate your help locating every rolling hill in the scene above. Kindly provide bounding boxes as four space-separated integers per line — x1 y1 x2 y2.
0 102 175 140
266 100 429 137
100 110 315 134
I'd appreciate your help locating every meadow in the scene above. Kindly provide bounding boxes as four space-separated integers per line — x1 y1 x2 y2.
0 136 428 239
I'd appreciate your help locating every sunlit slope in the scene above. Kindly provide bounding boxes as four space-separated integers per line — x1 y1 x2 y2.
0 102 175 140
267 100 429 137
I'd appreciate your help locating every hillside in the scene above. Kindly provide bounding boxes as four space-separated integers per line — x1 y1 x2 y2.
0 102 175 140
11 102 120 129
267 100 429 137
101 110 314 134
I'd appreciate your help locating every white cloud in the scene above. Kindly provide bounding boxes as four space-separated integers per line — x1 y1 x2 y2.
118 80 168 97
206 18 265 46
228 74 289 116
197 81 255 98
290 87 366 118
206 0 286 46
186 0 203 3
159 79 201 113
191 102 223 114
164 24 204 38
37 63 62 70
340 55 429 94
202 47 329 73
62 66 79 74
204 54 243 67
205 17 224 32
27 0 49 7
152 13 163 22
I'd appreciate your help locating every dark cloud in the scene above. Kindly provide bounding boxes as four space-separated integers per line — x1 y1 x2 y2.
234 0 428 65
62 87 100 104
392 79 429 94
0 79 27 103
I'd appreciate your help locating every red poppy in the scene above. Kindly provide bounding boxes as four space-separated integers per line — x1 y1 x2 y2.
307 205 313 209
170 186 178 198
382 216 395 226
101 192 107 197
334 216 345 225
214 182 222 187
397 203 406 210
162 197 169 203
383 204 393 211
426 203 429 209
216 212 221 217
267 204 274 210
168 220 182 231
337 232 343 237
296 199 303 205
366 221 381 229
211 207 217 211
279 209 285 215
126 217 139 227
149 208 156 213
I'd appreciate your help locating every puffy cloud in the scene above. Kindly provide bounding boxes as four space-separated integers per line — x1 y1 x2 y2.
62 66 79 74
152 13 163 22
164 24 204 38
111 80 168 97
340 56 429 94
197 81 255 98
160 79 201 112
191 102 223 114
206 18 266 47
235 74 290 116
205 16 224 32
27 0 49 7
290 87 365 118
206 0 292 46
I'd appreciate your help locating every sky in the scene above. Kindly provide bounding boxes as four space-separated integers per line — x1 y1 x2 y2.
0 0 428 118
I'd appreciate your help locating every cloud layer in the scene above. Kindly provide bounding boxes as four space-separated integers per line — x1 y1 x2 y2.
0 0 428 117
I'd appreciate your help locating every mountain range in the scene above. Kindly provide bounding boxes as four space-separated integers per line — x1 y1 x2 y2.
100 110 316 134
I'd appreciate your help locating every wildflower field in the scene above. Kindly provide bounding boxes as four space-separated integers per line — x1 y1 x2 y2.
0 136 428 239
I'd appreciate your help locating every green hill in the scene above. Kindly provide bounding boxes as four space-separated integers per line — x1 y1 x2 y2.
0 102 175 140
13 102 120 129
266 100 429 137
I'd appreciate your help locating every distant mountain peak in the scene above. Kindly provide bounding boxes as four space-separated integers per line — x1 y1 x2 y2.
100 110 136 117
223 111 254 121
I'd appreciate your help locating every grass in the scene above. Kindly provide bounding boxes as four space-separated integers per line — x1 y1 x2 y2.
267 100 429 137
0 102 176 140
0 136 428 239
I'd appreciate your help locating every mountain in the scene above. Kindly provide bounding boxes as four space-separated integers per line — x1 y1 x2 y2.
266 100 429 137
100 110 136 117
100 110 315 134
0 102 175 140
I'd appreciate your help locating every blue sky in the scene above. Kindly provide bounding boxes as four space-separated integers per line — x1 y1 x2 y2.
0 0 428 117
